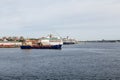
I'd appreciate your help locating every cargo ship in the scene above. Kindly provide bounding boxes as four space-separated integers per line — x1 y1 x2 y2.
20 34 63 49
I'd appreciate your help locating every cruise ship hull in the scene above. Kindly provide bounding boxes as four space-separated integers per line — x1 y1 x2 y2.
20 45 62 49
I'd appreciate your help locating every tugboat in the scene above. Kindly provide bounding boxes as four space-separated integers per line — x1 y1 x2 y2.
20 34 63 49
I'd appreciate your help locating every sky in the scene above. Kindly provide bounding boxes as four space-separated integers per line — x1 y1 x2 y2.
0 0 120 40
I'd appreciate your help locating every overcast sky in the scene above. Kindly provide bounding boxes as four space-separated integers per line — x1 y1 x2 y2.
0 0 120 40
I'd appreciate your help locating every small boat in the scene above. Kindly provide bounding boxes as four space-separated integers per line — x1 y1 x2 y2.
20 34 63 49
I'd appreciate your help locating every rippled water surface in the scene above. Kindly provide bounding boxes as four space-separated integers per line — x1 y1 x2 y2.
0 43 120 80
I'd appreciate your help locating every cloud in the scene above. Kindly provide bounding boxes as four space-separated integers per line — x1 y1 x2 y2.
0 0 120 40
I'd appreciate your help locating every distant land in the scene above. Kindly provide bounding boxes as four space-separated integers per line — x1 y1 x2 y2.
79 40 120 43
0 36 120 43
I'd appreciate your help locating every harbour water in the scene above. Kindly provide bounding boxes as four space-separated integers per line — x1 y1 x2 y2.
0 43 120 80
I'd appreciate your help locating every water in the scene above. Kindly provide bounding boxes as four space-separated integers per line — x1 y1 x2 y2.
0 43 120 80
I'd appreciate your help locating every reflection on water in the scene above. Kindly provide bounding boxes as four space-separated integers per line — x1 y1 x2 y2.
0 43 120 80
